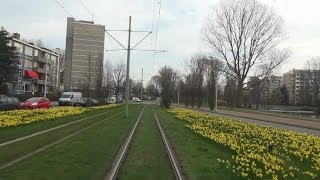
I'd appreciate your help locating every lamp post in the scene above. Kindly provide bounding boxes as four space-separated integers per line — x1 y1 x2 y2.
44 57 48 98
249 87 253 107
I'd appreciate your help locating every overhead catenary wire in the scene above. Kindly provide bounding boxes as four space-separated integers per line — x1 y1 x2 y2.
53 0 116 59
79 0 94 21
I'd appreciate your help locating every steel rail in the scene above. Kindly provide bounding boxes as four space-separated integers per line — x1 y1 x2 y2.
105 105 146 180
152 107 184 180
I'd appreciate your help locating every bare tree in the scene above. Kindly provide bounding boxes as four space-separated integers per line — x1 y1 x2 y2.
305 58 320 106
155 66 178 108
112 61 126 100
224 75 237 109
184 54 206 108
203 0 289 107
204 57 224 110
95 53 104 104
146 81 159 100
102 60 113 103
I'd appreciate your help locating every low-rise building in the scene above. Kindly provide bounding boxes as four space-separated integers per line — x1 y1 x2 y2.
7 33 62 95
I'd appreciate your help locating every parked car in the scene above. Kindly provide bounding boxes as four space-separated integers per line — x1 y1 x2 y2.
59 92 82 106
132 97 141 102
76 97 99 107
0 95 21 111
90 98 99 106
107 97 116 104
73 97 87 107
21 97 51 109
116 98 123 103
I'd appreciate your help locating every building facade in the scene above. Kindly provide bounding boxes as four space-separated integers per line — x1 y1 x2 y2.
283 69 320 105
8 33 61 95
64 17 105 91
247 75 282 105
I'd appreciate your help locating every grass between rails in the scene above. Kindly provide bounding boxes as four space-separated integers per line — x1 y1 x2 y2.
0 106 120 143
118 105 175 180
0 104 143 180
0 107 123 165
154 106 238 180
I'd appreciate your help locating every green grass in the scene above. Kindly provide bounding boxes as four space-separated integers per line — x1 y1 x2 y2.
154 106 239 180
0 105 143 180
0 106 120 143
0 107 123 165
118 106 175 180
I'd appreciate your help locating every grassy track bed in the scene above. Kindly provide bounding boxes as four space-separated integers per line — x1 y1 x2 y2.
0 105 143 180
118 106 175 180
0 107 122 165
155 106 237 179
0 105 120 143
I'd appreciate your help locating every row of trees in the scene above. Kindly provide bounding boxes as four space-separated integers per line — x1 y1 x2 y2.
152 0 290 109
75 58 147 103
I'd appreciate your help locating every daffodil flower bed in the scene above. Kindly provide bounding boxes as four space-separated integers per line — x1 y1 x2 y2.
168 108 320 179
0 104 119 128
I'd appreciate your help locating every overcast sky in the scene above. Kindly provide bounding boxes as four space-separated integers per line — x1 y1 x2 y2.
1 0 320 84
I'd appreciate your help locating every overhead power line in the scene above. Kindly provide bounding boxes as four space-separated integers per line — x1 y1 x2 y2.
79 0 94 21
53 0 116 59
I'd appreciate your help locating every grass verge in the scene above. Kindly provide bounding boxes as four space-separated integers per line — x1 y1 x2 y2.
0 106 120 143
118 105 175 180
0 105 143 180
0 107 122 165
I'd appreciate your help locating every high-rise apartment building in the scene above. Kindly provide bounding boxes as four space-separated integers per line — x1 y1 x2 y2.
8 33 61 95
283 69 320 105
64 17 105 91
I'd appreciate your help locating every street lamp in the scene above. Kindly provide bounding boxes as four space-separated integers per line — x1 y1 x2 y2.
249 87 254 107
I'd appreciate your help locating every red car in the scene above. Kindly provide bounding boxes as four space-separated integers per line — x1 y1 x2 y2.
21 97 51 109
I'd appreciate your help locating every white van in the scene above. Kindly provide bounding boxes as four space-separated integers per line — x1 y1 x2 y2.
59 92 82 106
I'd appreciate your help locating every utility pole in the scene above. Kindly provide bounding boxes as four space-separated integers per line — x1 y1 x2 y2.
44 57 48 98
87 54 91 106
141 67 143 101
215 65 218 112
125 16 132 118
177 80 180 105
105 16 166 118
215 77 218 111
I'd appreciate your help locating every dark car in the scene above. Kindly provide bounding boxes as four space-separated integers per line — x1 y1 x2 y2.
0 95 21 111
21 97 51 109
76 97 99 107
90 98 99 106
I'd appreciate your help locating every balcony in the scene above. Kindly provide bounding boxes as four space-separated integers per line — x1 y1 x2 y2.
36 79 46 85
34 67 46 74
33 56 48 63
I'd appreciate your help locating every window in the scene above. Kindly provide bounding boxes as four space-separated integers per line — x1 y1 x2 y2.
24 60 33 69
34 49 38 57
23 83 31 92
14 42 23 53
25 46 33 57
